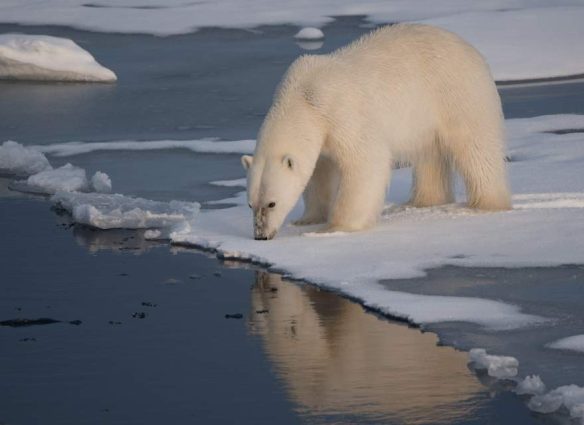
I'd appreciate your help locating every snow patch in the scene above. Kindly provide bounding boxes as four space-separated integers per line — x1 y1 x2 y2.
469 348 519 379
294 27 324 40
0 34 116 82
52 192 200 230
0 140 52 175
515 375 546 396
547 335 584 354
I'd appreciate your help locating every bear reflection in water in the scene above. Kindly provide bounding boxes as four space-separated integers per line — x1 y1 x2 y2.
248 271 484 424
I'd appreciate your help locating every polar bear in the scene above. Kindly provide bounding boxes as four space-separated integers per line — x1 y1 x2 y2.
242 24 511 240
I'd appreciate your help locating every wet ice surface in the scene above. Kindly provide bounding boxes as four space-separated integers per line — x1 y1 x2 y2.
0 198 542 425
381 266 584 390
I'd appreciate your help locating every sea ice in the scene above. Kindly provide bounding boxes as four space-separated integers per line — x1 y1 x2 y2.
91 171 112 193
469 348 519 379
24 164 89 194
547 335 584 354
528 385 584 420
0 141 52 175
0 2 583 81
52 191 200 230
294 27 324 40
515 375 546 396
32 139 255 157
0 34 116 82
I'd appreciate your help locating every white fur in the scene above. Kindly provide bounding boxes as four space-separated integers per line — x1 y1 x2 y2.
244 24 511 239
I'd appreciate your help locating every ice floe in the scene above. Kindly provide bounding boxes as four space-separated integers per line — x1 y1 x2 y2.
469 348 519 379
52 192 200 230
91 171 112 193
528 385 584 419
515 375 546 396
547 335 584 354
0 34 116 82
24 163 89 194
0 141 52 175
0 141 112 195
0 2 583 81
294 27 324 40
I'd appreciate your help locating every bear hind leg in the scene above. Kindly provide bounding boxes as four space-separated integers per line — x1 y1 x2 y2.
451 135 511 210
409 145 454 207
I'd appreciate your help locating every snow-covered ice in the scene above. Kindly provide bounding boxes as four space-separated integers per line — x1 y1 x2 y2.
547 335 584 354
469 348 519 379
294 27 324 40
422 7 584 82
0 34 116 82
52 192 200 230
515 375 546 396
0 141 51 176
0 141 113 194
32 139 255 157
0 2 583 81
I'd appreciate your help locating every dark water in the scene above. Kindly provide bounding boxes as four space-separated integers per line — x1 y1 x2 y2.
0 197 542 425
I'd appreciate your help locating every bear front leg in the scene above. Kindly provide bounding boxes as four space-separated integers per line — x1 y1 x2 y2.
323 152 391 233
293 155 339 226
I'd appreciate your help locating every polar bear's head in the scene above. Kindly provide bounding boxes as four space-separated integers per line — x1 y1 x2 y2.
242 152 307 240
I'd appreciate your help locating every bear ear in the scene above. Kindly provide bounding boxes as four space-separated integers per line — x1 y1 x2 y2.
241 155 254 170
282 155 294 170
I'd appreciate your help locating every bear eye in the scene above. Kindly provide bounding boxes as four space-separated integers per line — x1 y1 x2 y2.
268 202 276 208
248 203 252 209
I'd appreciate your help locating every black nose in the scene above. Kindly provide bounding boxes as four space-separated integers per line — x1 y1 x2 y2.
254 236 268 241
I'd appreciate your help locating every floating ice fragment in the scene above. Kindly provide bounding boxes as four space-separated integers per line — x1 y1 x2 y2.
25 163 89 194
294 27 324 40
515 375 546 395
0 34 116 82
0 141 51 175
547 335 584 354
144 229 162 240
469 348 519 379
528 385 584 419
52 191 200 230
91 171 112 193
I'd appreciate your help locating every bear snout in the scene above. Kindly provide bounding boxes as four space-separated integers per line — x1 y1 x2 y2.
253 208 275 240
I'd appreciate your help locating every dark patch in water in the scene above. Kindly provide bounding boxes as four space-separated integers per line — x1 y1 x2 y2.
132 312 147 319
544 128 584 135
225 313 243 319
1 318 60 327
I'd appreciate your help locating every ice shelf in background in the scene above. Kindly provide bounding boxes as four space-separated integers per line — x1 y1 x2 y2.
0 2 583 81
32 139 256 157
52 192 200 230
0 34 116 82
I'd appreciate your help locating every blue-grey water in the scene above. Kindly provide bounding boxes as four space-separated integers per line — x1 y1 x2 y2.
0 17 583 425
